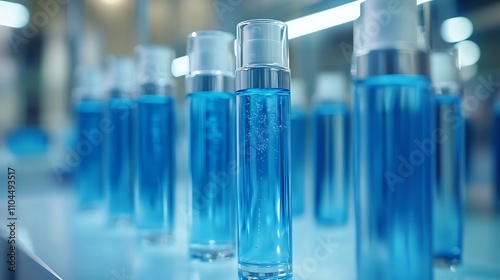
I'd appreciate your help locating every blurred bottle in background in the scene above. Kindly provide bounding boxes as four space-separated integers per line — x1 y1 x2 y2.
312 72 350 226
104 56 135 225
493 94 500 210
290 79 308 217
73 66 105 210
186 30 236 261
135 45 176 243
430 50 465 266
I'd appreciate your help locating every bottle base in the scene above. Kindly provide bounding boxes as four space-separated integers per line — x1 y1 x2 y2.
189 244 234 262
238 263 292 280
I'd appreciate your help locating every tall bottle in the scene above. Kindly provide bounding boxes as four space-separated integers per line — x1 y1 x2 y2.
290 80 307 216
313 72 349 226
105 56 135 224
74 66 105 210
186 30 236 261
352 1 433 279
135 45 176 242
431 50 464 265
495 97 500 210
235 20 292 279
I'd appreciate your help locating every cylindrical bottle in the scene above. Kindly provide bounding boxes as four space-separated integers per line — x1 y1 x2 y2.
105 56 135 224
313 72 350 226
135 45 176 242
186 30 236 261
73 66 105 210
290 80 307 216
353 1 433 279
235 19 292 279
495 98 500 210
430 50 464 265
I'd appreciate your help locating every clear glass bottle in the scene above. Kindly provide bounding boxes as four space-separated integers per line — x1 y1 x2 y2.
312 72 349 226
290 80 307 217
236 19 292 280
186 30 236 261
105 56 135 224
430 50 464 265
135 45 176 243
73 66 105 210
353 1 433 279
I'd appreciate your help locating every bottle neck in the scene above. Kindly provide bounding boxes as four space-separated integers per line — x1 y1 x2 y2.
235 66 290 91
186 73 234 93
355 48 429 79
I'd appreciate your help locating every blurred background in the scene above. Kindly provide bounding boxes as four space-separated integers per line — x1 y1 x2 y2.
0 0 499 279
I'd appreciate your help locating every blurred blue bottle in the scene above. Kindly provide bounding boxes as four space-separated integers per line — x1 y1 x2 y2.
105 57 135 224
74 66 105 209
290 80 307 216
431 50 465 265
135 46 176 242
235 19 292 280
313 73 349 226
186 30 236 261
352 1 433 279
495 99 500 209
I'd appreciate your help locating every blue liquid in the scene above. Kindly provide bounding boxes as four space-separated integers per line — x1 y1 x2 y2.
187 92 235 261
75 100 104 209
106 97 135 223
353 75 433 279
313 103 349 225
433 94 464 265
236 89 292 280
290 108 306 216
494 103 500 209
136 94 175 242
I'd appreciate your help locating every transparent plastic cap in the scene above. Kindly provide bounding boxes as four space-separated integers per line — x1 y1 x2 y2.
291 79 307 108
430 50 461 91
73 65 103 100
236 19 289 69
188 30 235 76
135 45 175 94
106 56 134 94
314 72 347 103
357 0 420 53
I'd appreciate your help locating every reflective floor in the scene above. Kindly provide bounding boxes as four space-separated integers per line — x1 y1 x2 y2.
1 156 499 280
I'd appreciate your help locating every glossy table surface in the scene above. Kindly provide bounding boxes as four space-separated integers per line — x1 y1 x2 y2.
1 156 499 280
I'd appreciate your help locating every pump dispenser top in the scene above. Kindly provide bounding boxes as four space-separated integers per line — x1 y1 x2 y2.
236 19 289 69
106 56 134 97
355 0 428 78
291 80 307 108
135 45 175 95
236 19 290 90
186 30 235 93
188 30 235 76
314 72 348 104
74 65 103 100
430 50 461 94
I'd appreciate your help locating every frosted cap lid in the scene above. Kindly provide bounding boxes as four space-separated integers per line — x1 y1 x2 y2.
135 44 175 86
357 0 419 53
106 56 134 89
314 72 347 103
74 65 102 99
291 79 307 108
430 50 460 88
236 19 289 69
188 30 235 75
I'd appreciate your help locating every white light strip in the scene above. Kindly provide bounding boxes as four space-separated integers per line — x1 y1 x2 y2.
172 0 432 77
287 1 361 40
0 1 29 29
